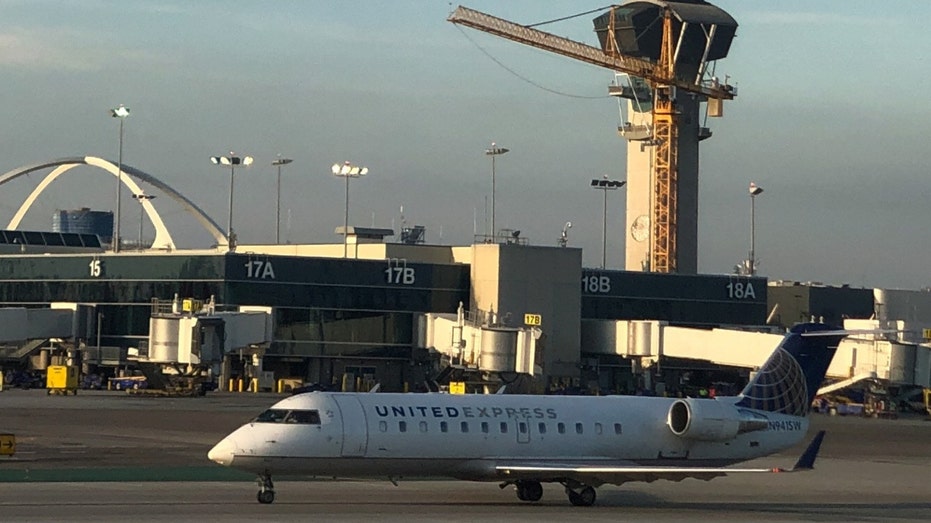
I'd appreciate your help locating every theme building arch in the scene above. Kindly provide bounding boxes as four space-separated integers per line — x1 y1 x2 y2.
0 156 227 249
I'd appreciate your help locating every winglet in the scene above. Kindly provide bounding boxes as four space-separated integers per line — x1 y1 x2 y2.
792 430 826 471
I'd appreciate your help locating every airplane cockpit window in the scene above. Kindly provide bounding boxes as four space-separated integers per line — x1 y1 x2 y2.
285 410 322 424
253 409 321 424
254 409 288 423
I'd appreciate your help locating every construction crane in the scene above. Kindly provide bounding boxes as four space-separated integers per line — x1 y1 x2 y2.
449 3 737 273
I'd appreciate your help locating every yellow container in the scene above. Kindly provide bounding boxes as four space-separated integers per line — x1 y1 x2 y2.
0 433 14 456
46 365 78 391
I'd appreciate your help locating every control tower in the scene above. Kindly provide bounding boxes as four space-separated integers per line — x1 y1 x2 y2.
593 1 738 273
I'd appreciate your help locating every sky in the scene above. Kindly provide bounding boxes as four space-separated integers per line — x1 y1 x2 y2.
1 1 930 290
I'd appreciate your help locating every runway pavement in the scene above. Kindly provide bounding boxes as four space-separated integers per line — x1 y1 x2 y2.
2 389 931 521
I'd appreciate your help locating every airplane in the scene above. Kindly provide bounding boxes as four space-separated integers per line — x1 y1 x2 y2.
208 322 844 506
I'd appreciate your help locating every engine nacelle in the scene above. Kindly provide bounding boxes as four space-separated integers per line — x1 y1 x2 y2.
667 398 769 442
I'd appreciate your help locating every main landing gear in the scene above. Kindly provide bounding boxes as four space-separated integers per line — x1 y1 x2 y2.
256 472 275 504
505 479 597 506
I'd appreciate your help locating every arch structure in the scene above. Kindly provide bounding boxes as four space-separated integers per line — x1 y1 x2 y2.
0 156 227 250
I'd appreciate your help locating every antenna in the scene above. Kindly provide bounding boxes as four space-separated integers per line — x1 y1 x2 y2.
558 221 572 247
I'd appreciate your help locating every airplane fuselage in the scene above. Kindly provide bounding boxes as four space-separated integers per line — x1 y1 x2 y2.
209 391 808 481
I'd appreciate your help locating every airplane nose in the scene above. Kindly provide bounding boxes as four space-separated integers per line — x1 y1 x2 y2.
208 437 236 466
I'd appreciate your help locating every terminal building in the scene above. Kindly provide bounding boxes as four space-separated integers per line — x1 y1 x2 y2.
0 225 770 394
1 226 930 398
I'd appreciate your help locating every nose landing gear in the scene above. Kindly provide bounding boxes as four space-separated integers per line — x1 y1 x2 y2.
514 480 543 502
256 472 275 504
565 484 596 506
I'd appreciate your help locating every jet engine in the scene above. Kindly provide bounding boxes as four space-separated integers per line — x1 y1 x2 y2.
667 398 769 441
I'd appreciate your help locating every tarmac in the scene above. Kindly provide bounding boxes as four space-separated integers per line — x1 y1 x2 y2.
2 389 931 522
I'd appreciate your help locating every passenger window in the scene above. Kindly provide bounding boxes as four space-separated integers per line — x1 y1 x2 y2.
614 423 623 435
460 421 469 433
379 421 387 432
419 421 428 433
576 423 584 434
518 422 528 434
500 422 508 434
481 422 489 434
595 423 603 435
557 422 565 434
538 423 547 434
440 421 448 433
399 421 407 433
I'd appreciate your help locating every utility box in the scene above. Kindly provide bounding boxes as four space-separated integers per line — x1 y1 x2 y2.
46 365 78 395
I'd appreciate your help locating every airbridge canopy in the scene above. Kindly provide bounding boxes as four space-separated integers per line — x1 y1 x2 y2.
581 319 931 387
0 308 74 343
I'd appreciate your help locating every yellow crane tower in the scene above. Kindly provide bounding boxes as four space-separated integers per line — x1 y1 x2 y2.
449 3 737 273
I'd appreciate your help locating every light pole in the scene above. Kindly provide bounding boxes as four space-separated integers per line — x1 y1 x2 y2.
110 104 130 252
211 152 254 249
591 175 626 269
272 157 293 244
331 161 369 258
748 182 763 276
132 194 156 248
484 142 509 240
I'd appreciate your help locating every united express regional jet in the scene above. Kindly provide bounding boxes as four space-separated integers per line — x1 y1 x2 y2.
208 322 843 506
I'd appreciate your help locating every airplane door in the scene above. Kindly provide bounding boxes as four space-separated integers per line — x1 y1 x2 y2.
332 395 368 457
516 419 530 444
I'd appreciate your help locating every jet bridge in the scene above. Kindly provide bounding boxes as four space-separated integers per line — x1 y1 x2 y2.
139 295 273 393
581 319 931 389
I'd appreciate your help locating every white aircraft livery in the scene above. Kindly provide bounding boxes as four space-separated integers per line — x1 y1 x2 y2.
209 322 843 506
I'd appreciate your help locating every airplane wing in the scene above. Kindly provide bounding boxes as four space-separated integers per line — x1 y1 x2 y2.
495 430 825 487
496 462 741 486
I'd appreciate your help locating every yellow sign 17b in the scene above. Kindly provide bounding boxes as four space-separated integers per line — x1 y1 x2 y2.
524 314 542 326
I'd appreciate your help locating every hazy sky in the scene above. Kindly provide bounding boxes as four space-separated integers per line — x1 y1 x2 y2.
1 1 930 290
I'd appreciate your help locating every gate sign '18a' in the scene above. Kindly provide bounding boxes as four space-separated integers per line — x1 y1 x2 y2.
726 281 756 299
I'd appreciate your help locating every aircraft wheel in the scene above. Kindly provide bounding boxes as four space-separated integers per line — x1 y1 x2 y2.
515 486 527 501
257 490 275 504
517 481 543 502
567 486 596 507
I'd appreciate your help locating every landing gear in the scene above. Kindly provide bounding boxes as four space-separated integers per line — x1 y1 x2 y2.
514 480 543 502
256 472 275 504
565 485 596 507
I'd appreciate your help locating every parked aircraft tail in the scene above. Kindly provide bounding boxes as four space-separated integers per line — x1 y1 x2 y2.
736 323 846 416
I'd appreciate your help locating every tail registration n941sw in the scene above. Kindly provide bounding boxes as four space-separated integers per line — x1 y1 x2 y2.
209 322 843 506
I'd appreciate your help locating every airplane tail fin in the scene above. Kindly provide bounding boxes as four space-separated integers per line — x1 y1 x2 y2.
736 323 846 416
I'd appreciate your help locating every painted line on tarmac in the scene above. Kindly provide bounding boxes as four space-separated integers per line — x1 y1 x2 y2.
0 466 252 483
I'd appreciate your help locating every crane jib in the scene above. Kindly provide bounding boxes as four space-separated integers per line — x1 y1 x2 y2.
447 5 734 101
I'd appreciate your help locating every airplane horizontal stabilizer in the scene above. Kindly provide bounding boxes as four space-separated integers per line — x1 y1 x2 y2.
791 430 826 471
